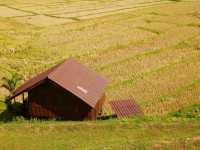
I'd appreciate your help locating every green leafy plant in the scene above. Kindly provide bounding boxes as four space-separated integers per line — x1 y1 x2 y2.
1 73 23 115
1 73 22 93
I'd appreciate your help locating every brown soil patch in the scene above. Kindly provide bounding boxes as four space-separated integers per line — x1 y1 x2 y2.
0 6 31 17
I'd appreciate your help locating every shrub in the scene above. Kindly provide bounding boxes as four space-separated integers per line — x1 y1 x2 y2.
5 99 23 116
170 104 200 119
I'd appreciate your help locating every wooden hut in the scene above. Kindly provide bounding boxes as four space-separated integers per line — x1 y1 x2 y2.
9 59 107 120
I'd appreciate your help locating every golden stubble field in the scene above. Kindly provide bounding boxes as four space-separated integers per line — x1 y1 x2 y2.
0 0 200 115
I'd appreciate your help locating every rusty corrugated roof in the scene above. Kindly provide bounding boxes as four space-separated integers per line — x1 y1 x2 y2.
10 59 107 108
109 100 142 118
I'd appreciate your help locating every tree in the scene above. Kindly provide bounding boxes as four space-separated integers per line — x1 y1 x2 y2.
1 73 22 112
1 73 23 116
1 73 22 94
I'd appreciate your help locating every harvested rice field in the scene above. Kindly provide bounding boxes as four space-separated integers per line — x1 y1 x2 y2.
0 0 200 116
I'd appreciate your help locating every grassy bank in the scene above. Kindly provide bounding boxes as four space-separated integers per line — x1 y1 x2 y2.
0 117 199 150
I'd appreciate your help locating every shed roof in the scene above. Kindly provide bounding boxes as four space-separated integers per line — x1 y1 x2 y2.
10 59 107 108
109 100 142 118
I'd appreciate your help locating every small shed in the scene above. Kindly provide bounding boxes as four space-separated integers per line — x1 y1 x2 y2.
9 59 107 120
109 100 142 118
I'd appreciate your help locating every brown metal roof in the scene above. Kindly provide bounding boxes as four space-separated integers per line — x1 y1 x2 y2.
10 58 107 108
109 100 142 118
10 63 60 99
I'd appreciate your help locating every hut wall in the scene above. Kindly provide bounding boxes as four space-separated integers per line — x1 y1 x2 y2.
27 80 91 120
85 94 106 120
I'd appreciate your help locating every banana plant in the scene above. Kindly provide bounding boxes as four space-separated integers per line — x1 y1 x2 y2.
1 73 22 100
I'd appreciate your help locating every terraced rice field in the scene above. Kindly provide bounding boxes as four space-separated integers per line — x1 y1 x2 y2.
0 0 200 116
0 0 172 26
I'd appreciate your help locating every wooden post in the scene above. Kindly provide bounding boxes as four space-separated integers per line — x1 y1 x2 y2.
22 93 24 103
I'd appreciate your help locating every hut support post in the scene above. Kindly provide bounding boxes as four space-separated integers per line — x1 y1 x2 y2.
22 93 24 103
